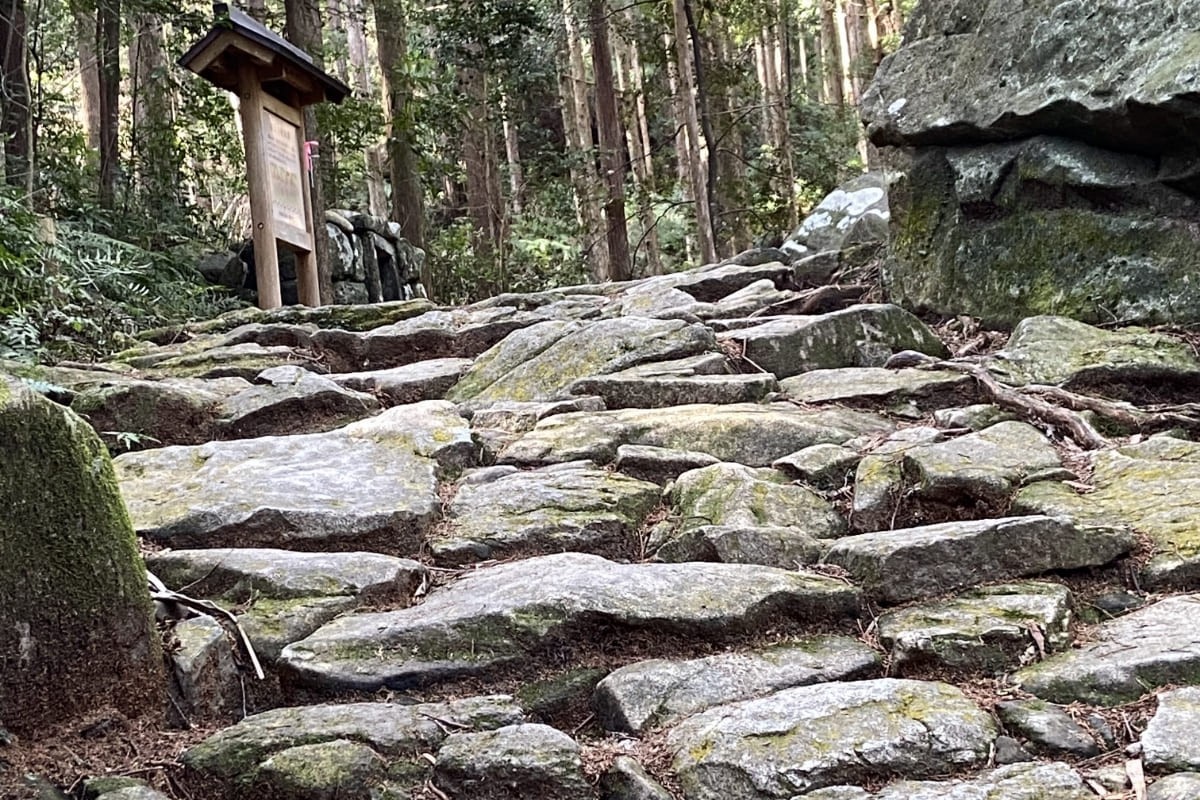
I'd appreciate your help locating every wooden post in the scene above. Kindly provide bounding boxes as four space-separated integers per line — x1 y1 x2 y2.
237 62 283 309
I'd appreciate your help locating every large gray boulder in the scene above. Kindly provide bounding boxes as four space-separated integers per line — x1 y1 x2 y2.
864 0 1200 325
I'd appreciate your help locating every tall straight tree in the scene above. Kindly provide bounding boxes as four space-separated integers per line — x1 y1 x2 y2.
672 0 716 265
560 0 607 278
73 4 100 150
96 0 120 209
587 0 630 282
284 0 335 303
129 9 179 218
374 0 425 258
0 0 32 196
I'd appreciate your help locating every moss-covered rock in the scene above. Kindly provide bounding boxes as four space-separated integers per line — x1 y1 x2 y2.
433 724 594 800
668 678 996 797
877 581 1073 675
803 762 1093 800
433 464 662 564
0 375 163 732
1014 595 1200 705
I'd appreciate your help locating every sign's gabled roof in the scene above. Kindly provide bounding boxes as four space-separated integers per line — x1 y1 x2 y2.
179 2 350 106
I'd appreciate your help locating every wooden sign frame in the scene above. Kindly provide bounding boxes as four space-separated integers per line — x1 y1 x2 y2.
180 4 349 310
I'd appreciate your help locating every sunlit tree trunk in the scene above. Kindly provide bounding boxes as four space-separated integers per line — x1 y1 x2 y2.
588 0 630 281
499 92 525 217
561 0 608 279
96 0 120 209
613 22 662 275
345 0 387 217
711 30 750 252
285 0 335 303
129 10 179 218
459 64 504 265
672 0 716 265
73 6 100 150
375 0 426 261
662 30 696 264
0 0 32 196
819 0 843 106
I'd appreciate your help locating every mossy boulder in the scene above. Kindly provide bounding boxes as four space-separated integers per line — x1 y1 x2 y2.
433 724 594 800
0 375 163 732
882 137 1200 326
668 678 996 797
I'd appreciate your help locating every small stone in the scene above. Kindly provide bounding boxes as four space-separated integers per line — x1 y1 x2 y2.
996 699 1100 758
600 757 673 800
434 724 593 800
1148 772 1200 800
993 735 1033 765
258 739 385 800
773 444 860 491
1143 687 1200 771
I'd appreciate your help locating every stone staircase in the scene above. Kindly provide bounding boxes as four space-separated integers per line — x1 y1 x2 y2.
20 250 1200 800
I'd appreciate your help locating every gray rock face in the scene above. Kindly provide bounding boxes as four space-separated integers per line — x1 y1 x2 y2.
147 548 426 604
600 757 674 800
330 358 473 404
801 762 1092 800
824 516 1132 604
996 700 1100 759
433 464 661 563
572 371 777 409
865 0 1200 325
501 403 893 468
780 367 970 407
986 316 1200 389
1014 595 1200 705
1014 437 1200 588
115 404 467 553
215 366 380 439
1141 688 1200 772
877 582 1072 675
181 696 523 791
278 553 860 692
1149 773 1200 800
784 173 889 254
594 636 880 733
433 724 593 800
668 678 996 798
863 2 1200 152
722 305 947 379
448 317 715 404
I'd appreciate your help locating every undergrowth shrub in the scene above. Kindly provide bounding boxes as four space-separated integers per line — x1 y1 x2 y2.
0 189 241 362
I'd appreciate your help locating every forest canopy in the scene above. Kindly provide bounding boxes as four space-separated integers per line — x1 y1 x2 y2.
0 0 909 360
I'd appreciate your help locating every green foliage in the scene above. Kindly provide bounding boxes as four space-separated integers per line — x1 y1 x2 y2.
0 189 241 363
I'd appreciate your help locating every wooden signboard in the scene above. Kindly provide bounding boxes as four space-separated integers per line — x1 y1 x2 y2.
180 4 348 310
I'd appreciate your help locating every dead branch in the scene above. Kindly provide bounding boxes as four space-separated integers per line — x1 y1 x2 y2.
148 572 265 680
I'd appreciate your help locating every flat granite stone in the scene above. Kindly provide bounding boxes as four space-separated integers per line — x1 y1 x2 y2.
257 739 385 800
613 444 722 484
1142 688 1200 772
147 548 427 603
115 403 468 553
69 375 248 448
985 316 1200 389
773 444 861 491
181 695 523 789
1013 437 1200 589
669 463 845 538
433 723 593 800
330 358 473 404
600 756 674 800
780 367 970 406
1148 772 1200 800
278 553 860 692
996 700 1100 758
721 304 948 379
850 427 944 531
467 396 606 434
824 516 1132 604
501 403 894 468
215 365 379 439
594 635 881 733
668 678 996 798
431 464 662 564
447 316 715 404
1014 595 1200 705
877 582 1072 675
799 762 1092 800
